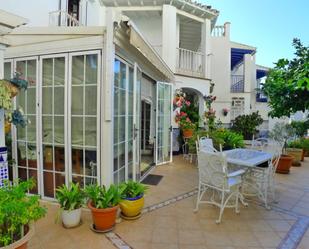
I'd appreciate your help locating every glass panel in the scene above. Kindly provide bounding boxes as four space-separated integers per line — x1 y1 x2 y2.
72 175 84 188
54 116 64 144
42 58 53 86
119 167 125 183
27 60 36 86
27 88 36 114
85 118 96 146
72 55 84 85
128 67 134 91
26 144 37 166
55 147 65 172
54 57 65 86
17 142 26 166
43 171 54 198
120 62 126 89
114 60 120 87
85 150 97 177
85 177 96 185
118 142 125 169
71 117 83 146
28 170 38 194
27 116 36 143
85 54 97 85
119 117 126 143
55 173 65 188
113 117 119 144
72 149 83 174
54 87 65 115
16 90 25 110
42 87 52 114
113 145 118 171
17 126 26 141
18 167 27 181
16 61 26 77
42 116 52 143
43 146 53 170
71 86 83 115
4 62 11 80
85 86 97 115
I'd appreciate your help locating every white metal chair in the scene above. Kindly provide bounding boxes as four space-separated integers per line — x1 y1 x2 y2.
251 137 269 151
194 150 245 223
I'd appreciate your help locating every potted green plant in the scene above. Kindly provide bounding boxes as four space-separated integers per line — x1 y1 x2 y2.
85 184 121 232
300 138 309 157
0 179 46 249
56 182 84 228
287 140 303 165
119 181 148 220
179 117 196 138
269 123 295 174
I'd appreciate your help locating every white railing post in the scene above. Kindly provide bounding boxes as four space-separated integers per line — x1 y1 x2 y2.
176 47 204 77
49 10 80 27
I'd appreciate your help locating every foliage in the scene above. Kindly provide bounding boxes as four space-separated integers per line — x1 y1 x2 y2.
231 112 263 140
287 139 302 149
11 107 29 128
203 95 217 131
56 182 85 211
291 120 309 137
210 129 245 150
262 39 309 118
85 184 121 209
269 122 296 152
10 72 28 90
119 181 148 199
180 101 200 124
178 116 196 130
0 180 46 246
299 138 309 151
0 80 12 111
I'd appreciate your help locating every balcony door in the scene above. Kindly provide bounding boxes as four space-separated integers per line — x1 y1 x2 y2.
155 82 173 165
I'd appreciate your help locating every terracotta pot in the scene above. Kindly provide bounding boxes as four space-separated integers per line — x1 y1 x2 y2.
276 154 293 174
119 195 144 219
182 129 194 138
301 149 305 161
286 148 303 166
304 149 309 157
88 202 118 232
3 224 34 249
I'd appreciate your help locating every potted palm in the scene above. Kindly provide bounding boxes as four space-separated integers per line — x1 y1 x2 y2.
0 179 46 249
119 181 148 220
56 182 84 228
85 184 121 232
269 123 295 174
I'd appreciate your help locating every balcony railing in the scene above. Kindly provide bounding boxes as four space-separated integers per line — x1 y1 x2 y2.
49 11 80 27
256 93 268 102
176 47 204 77
212 25 225 37
230 75 244 93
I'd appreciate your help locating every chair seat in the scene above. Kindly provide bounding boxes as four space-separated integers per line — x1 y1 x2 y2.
228 175 242 187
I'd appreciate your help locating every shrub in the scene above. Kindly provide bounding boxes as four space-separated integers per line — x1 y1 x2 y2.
231 112 263 140
291 120 309 137
0 180 46 246
211 129 245 150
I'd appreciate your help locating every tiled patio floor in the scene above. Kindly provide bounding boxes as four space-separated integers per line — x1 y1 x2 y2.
29 156 309 249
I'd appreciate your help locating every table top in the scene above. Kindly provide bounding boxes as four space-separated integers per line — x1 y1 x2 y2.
223 148 272 167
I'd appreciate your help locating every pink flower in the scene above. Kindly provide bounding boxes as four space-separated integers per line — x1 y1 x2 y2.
185 100 191 106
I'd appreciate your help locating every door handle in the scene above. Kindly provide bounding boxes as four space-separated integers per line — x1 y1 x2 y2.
169 126 173 132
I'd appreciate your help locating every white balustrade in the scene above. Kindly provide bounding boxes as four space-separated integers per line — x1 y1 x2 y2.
212 25 225 37
176 47 204 77
49 11 80 27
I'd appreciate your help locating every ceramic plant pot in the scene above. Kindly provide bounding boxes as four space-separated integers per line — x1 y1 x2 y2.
88 202 118 232
182 129 194 138
61 208 82 228
4 224 34 249
286 148 303 166
276 154 294 174
119 195 144 219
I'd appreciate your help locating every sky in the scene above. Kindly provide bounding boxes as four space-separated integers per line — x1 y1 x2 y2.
204 0 309 68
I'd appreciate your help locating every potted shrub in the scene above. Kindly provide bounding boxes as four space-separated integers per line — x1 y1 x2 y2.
300 138 309 157
179 117 196 138
85 184 121 232
119 181 148 220
269 123 295 174
56 182 84 228
0 179 46 249
287 140 304 165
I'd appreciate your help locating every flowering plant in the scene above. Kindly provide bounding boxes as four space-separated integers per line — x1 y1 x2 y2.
179 117 196 130
173 89 190 110
203 95 216 109
222 108 229 116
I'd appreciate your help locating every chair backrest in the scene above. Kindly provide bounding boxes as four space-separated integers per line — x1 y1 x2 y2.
251 137 269 151
199 137 217 152
197 150 228 190
264 140 282 176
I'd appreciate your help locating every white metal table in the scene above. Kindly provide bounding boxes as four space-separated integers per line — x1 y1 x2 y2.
223 148 273 209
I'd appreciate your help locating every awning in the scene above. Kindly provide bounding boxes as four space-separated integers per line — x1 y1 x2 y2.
256 69 267 79
231 48 254 69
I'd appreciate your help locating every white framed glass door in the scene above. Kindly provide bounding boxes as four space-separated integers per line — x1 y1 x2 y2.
69 51 101 187
156 82 173 165
14 57 40 194
40 54 68 198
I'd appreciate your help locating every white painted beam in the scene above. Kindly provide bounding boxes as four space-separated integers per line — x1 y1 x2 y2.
115 6 162 11
176 9 204 23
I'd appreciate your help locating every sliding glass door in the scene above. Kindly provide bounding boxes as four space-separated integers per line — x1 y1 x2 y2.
69 52 100 187
14 58 39 194
40 55 67 198
156 82 173 165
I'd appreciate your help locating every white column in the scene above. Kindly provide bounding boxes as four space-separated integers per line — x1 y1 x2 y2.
162 4 177 72
201 19 211 79
101 7 115 187
244 54 254 93
224 22 231 39
0 44 6 147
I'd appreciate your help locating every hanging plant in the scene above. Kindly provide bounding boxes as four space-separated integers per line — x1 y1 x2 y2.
10 72 28 91
12 107 29 128
0 80 13 111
